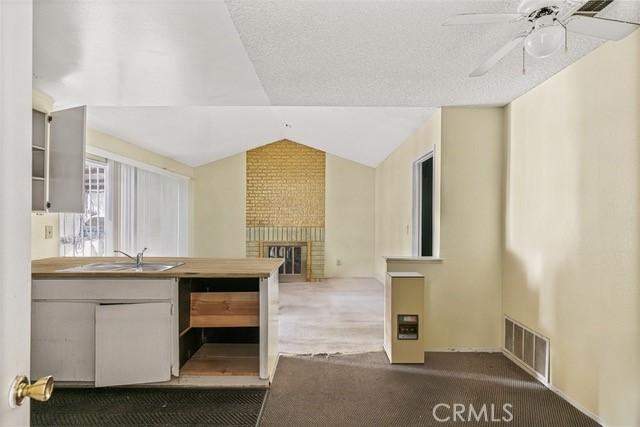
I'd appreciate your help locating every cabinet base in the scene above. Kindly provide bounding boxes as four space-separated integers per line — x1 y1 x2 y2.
181 343 259 377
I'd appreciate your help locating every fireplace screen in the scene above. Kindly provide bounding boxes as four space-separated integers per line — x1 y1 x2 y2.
268 245 302 276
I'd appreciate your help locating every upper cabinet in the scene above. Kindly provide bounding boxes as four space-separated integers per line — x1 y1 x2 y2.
49 106 87 213
32 110 48 211
32 106 87 213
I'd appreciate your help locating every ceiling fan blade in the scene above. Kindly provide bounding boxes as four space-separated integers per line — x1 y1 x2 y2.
470 34 526 77
443 13 525 26
566 15 639 40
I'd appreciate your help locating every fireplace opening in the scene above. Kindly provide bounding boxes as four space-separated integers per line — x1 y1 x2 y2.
267 244 307 282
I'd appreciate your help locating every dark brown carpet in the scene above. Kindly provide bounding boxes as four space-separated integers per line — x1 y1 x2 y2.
260 352 600 426
31 388 266 426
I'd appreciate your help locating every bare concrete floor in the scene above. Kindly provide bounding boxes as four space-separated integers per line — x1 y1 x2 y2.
278 278 383 355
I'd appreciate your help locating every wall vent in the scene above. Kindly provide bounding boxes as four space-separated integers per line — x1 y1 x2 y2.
574 0 613 17
504 316 550 383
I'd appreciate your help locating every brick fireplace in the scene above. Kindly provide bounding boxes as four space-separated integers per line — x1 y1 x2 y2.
245 140 325 281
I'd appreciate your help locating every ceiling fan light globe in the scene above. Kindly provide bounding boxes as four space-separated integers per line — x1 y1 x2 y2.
524 25 564 58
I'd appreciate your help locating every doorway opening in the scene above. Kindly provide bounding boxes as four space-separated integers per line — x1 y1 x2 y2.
412 148 439 257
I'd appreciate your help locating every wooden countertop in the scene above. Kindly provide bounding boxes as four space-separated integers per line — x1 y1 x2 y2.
32 257 284 279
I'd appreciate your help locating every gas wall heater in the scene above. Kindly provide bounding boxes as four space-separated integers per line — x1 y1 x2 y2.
504 316 550 383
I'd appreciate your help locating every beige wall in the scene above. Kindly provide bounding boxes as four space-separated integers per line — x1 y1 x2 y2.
503 31 640 426
382 107 505 351
325 154 375 277
374 110 442 281
87 129 194 178
31 213 59 260
192 153 246 257
193 146 376 279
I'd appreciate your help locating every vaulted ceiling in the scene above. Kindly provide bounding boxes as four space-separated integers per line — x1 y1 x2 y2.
34 0 640 167
87 107 436 167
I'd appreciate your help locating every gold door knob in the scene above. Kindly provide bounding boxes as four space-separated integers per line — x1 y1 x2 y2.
9 375 54 407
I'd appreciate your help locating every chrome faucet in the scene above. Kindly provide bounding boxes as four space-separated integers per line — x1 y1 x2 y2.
114 248 148 268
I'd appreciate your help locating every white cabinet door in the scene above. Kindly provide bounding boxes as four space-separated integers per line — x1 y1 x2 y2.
49 105 86 213
95 302 172 387
31 302 97 382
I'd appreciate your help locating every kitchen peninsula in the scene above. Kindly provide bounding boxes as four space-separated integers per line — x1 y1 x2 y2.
31 257 282 388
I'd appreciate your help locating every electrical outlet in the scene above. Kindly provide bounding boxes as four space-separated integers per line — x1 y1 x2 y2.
45 225 53 240
336 259 342 266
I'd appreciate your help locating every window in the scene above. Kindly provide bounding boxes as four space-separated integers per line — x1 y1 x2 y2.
419 157 433 256
111 161 189 257
60 160 110 256
60 157 189 257
412 148 438 257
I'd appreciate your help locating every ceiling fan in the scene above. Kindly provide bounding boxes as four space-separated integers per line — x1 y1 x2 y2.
444 0 640 77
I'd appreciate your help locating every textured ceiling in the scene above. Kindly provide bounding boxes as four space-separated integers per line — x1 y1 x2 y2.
226 0 640 106
88 107 436 167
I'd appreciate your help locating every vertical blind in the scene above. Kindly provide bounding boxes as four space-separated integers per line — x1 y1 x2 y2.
112 162 189 256
61 158 189 257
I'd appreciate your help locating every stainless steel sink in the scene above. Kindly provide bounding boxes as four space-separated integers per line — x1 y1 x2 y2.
129 263 184 272
57 262 184 273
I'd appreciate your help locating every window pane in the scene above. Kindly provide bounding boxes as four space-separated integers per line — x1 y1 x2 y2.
60 160 109 256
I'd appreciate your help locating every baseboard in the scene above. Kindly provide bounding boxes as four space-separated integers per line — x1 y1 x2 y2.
426 347 501 353
502 350 606 426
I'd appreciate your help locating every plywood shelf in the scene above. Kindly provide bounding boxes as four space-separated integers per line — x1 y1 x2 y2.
180 344 259 377
190 292 259 327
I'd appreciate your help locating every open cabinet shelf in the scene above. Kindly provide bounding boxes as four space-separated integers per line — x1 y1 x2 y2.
180 343 259 377
178 277 262 378
31 106 86 212
190 291 259 327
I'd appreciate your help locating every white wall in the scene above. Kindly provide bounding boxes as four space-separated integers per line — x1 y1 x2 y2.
503 30 640 426
382 107 505 351
0 0 33 424
192 153 247 257
325 154 375 277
